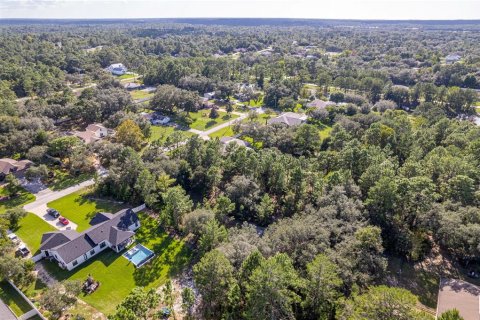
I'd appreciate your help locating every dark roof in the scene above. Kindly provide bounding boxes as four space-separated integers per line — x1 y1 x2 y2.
41 209 139 264
40 230 79 251
109 227 135 246
89 212 114 226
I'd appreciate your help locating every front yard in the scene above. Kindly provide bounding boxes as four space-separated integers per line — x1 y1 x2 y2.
149 126 195 143
47 169 94 191
130 90 154 100
42 213 191 315
16 213 56 254
47 189 126 232
0 187 35 214
188 110 239 131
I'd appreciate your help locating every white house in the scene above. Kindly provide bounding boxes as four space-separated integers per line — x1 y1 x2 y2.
73 123 109 144
446 54 461 64
204 92 215 100
151 116 171 125
105 63 128 75
39 209 140 271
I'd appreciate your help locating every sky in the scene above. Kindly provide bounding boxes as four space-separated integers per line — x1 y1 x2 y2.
1 0 480 20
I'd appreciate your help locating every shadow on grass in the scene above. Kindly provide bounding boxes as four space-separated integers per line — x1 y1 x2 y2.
133 219 192 287
49 173 93 191
0 192 35 212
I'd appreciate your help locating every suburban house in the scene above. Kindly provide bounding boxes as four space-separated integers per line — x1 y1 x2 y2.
105 63 127 75
0 158 33 180
219 137 251 149
306 99 335 109
204 92 216 100
73 123 110 144
436 278 480 320
268 112 308 126
39 209 140 271
151 115 171 125
446 54 461 64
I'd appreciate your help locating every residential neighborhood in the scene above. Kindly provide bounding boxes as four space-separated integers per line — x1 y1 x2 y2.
1 13 480 320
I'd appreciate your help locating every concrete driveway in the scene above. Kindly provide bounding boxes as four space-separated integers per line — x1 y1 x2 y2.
23 179 95 230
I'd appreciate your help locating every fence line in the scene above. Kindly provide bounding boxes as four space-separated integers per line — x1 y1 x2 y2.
7 280 46 320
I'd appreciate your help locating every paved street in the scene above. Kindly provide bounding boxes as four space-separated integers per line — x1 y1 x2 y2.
23 179 95 230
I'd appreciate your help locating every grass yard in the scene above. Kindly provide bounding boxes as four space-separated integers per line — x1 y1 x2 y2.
16 213 56 254
42 214 191 315
117 73 138 80
318 125 332 140
188 110 239 131
48 170 93 191
0 187 35 214
209 125 235 138
47 189 126 232
149 126 195 143
0 281 32 316
130 90 154 100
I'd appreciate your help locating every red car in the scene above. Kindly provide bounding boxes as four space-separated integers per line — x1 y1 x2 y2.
59 217 69 225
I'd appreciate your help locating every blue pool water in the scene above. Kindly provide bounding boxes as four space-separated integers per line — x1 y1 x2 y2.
123 244 155 267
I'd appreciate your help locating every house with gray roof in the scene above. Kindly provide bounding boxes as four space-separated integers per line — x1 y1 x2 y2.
267 112 308 127
38 209 140 271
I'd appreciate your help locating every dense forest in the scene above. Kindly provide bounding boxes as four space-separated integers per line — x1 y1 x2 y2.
0 20 479 320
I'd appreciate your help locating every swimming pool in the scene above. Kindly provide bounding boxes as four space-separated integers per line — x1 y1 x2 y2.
123 244 155 267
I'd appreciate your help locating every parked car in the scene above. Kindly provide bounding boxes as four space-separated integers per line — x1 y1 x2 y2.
47 208 60 218
7 233 20 244
59 216 69 225
16 244 30 257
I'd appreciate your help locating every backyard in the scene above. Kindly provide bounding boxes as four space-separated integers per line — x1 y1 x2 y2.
0 187 35 214
47 189 126 232
42 213 191 315
0 281 32 317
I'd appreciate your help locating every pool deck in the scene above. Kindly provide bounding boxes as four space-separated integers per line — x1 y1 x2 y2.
123 244 155 268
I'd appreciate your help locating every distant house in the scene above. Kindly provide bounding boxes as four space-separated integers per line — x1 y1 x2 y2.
268 112 308 126
436 278 480 320
105 63 127 75
446 54 461 64
151 115 171 125
220 137 251 149
0 158 33 180
204 92 215 100
306 99 335 109
73 123 110 144
39 209 140 271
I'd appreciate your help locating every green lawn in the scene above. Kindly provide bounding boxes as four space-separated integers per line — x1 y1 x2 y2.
47 189 126 232
319 125 332 140
48 170 93 191
0 281 32 316
117 74 138 80
42 214 191 315
209 125 235 138
0 187 35 214
130 90 154 100
149 126 195 143
15 213 56 254
188 110 239 131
